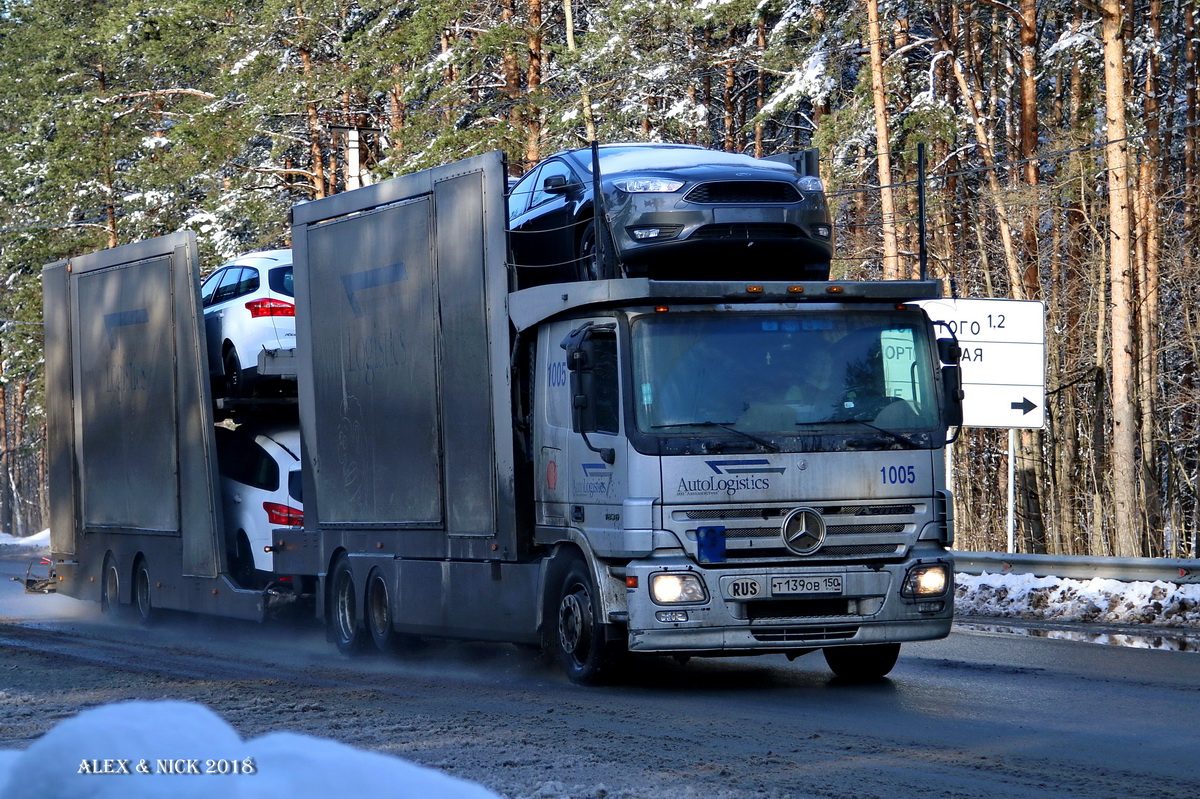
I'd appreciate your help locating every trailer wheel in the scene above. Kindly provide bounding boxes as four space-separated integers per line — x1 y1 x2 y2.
330 557 365 654
555 560 617 684
101 554 123 620
365 569 398 652
823 643 901 681
133 557 157 625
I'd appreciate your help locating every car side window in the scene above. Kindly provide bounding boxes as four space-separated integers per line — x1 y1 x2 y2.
509 166 541 217
530 160 573 210
215 428 279 491
201 269 223 307
211 268 242 305
232 267 260 299
268 266 294 297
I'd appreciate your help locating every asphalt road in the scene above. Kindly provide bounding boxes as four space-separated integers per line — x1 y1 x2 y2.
2 546 1198 799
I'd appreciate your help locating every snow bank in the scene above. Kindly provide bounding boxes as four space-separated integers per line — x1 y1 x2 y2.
956 572 1200 627
0 529 49 547
0 700 501 799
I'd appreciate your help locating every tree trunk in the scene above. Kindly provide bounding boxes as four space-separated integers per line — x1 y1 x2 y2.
525 0 543 166
933 12 1024 298
1137 0 1163 552
1101 0 1140 557
562 0 596 141
865 0 901 279
754 18 766 158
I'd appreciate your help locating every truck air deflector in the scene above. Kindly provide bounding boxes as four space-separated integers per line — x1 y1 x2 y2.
508 279 943 331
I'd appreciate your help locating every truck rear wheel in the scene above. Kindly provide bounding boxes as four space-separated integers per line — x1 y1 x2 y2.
101 554 123 620
133 557 157 625
330 557 365 654
365 569 399 652
555 560 619 684
823 643 901 681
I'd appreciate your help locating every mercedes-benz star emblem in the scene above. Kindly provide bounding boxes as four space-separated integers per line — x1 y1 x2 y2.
781 507 827 556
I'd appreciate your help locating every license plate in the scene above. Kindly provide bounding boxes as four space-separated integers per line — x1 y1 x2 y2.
713 207 786 224
771 575 843 596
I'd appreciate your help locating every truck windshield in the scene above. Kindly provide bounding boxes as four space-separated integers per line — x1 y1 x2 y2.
630 310 941 441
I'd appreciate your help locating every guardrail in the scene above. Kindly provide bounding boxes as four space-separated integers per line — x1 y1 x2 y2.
953 551 1199 585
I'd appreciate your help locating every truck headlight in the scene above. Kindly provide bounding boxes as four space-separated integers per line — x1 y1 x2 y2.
651 573 707 604
901 563 950 598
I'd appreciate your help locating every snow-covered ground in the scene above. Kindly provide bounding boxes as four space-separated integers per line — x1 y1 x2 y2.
0 700 501 798
955 571 1200 628
0 529 48 547
2 528 1198 795
1 530 506 797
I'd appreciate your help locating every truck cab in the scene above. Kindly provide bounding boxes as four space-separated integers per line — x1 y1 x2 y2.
514 280 958 680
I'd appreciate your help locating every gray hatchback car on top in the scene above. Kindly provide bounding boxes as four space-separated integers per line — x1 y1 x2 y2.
507 143 833 286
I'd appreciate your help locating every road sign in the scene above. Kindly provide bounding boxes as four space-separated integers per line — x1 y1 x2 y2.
917 298 1046 429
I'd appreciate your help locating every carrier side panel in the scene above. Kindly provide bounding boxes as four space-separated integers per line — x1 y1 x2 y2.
47 232 223 579
294 151 514 562
302 198 444 529
73 255 180 533
43 262 77 558
434 169 498 539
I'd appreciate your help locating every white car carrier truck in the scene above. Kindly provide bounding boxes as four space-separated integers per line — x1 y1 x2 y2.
40 150 962 683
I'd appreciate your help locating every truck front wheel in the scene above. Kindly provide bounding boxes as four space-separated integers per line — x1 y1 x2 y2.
330 557 365 654
555 560 619 684
823 643 901 681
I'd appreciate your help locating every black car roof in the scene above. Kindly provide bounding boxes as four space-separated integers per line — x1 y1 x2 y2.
559 143 795 177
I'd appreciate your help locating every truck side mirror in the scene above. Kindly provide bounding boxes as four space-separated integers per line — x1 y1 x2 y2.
941 364 964 428
937 338 962 364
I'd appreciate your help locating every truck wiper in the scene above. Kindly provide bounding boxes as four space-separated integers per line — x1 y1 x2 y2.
652 421 780 452
804 417 921 449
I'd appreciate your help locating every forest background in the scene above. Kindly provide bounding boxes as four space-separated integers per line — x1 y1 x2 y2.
0 0 1195 559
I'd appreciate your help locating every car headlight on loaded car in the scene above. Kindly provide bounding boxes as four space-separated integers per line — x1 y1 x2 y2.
651 572 707 604
613 178 686 193
901 563 950 599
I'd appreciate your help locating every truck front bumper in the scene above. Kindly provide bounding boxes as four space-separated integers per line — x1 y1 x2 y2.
622 552 953 655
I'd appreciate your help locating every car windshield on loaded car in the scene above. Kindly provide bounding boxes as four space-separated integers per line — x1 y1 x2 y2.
507 143 833 287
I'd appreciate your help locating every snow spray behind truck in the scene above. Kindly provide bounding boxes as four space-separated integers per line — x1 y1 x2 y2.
41 150 962 682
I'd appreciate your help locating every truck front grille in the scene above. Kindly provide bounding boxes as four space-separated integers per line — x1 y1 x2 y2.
681 505 915 520
707 543 903 561
671 501 921 564
746 599 854 620
751 625 859 643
